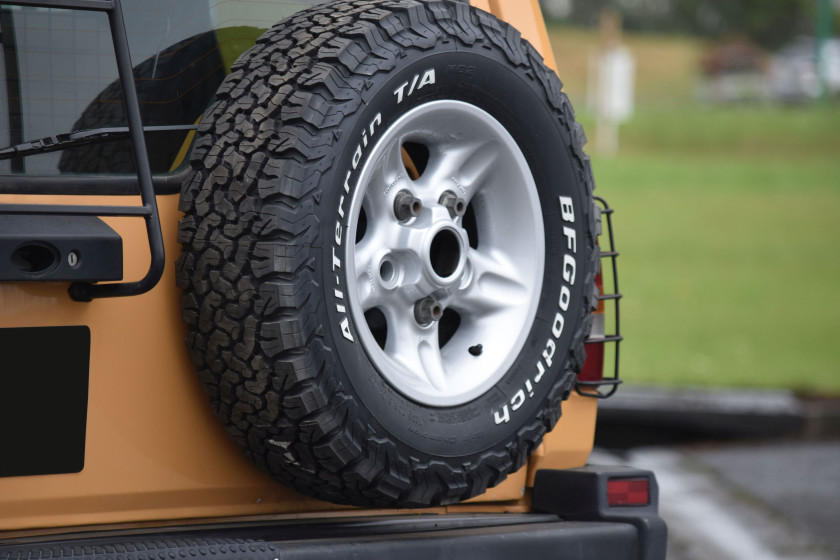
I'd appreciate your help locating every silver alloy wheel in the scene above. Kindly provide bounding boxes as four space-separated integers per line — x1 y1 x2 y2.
346 100 545 407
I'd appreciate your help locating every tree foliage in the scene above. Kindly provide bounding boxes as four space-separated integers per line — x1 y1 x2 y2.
542 0 827 50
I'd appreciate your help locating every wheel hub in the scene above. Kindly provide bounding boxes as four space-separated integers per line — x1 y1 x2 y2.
346 100 545 407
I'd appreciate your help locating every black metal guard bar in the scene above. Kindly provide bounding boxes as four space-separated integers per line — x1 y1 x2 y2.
75 0 165 301
0 0 165 301
0 169 190 196
0 7 24 172
5 0 114 12
576 196 623 399
0 204 152 217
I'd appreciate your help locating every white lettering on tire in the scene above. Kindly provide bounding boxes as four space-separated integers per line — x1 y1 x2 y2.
334 113 383 342
394 69 436 104
493 196 578 424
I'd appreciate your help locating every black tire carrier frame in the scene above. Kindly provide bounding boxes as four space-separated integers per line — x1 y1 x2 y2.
0 0 167 301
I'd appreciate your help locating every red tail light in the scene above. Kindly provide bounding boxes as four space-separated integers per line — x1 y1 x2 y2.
579 272 605 384
607 477 650 507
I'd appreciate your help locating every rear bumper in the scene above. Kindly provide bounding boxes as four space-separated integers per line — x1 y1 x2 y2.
0 466 666 560
1 514 643 560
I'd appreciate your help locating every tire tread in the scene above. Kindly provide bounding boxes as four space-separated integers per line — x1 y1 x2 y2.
178 0 598 507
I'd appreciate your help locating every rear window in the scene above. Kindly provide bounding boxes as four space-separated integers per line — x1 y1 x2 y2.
0 0 325 175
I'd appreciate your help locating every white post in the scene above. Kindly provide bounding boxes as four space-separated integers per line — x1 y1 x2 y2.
591 9 635 156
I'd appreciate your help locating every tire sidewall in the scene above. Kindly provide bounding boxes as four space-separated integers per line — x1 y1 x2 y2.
317 46 591 458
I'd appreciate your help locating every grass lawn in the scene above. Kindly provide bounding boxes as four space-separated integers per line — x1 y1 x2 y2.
592 122 840 394
547 26 840 394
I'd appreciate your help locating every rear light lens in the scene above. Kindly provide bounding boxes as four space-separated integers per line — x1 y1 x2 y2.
578 272 605 383
607 477 650 507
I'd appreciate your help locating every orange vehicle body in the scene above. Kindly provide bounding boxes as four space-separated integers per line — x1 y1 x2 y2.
0 0 597 537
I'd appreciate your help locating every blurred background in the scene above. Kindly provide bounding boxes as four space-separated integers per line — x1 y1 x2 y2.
542 0 839 396
539 1 840 558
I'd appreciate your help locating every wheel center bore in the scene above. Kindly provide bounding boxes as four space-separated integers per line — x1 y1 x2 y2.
429 227 462 281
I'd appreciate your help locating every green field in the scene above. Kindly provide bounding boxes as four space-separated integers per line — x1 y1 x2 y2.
548 26 840 394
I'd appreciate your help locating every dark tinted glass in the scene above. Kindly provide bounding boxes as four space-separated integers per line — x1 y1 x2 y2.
0 0 325 175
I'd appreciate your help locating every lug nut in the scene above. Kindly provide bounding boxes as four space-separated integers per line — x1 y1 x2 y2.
394 189 422 222
414 297 444 325
439 190 466 218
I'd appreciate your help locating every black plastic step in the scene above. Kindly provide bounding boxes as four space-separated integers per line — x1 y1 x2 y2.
0 515 639 560
0 215 122 282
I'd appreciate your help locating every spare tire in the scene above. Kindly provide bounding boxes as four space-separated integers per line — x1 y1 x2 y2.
177 0 598 508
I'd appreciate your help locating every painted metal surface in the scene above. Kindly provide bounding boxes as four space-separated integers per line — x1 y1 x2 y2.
0 0 596 533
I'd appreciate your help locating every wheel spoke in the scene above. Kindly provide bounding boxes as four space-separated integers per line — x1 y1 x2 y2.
383 137 410 181
417 334 448 392
424 139 500 202
355 270 377 311
383 310 447 392
382 306 420 367
354 236 375 273
365 166 395 220
362 140 411 219
455 248 530 316
453 140 502 199
354 200 404 270
353 237 379 311
353 229 388 311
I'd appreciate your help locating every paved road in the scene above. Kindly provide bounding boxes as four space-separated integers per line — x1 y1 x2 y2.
686 440 840 558
592 439 840 560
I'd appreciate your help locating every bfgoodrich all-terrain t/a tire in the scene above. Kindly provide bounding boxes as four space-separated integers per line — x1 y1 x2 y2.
177 0 599 508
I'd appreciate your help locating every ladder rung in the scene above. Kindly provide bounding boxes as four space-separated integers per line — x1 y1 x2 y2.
585 335 623 344
0 204 151 217
5 0 114 11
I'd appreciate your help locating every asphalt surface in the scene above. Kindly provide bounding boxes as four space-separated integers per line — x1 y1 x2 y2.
686 440 840 558
593 386 840 560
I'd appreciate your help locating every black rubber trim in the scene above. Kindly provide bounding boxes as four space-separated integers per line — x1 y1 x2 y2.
0 169 189 197
533 467 668 560
0 514 639 560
